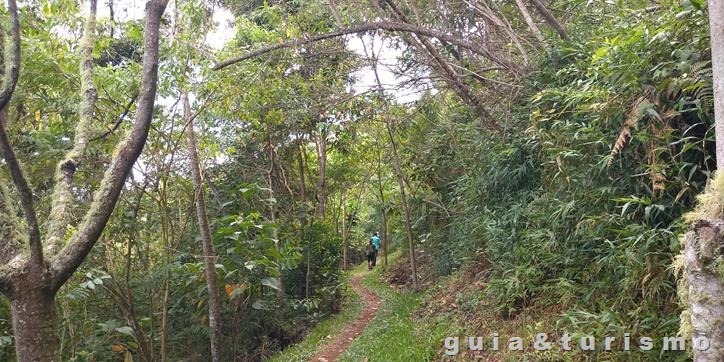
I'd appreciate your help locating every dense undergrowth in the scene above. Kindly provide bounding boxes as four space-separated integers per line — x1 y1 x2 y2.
400 1 713 360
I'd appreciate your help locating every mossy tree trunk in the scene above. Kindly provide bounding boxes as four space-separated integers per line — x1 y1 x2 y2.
683 220 724 361
0 0 168 360
682 2 724 360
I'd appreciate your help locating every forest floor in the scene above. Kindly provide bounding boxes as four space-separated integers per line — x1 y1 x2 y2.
309 271 382 361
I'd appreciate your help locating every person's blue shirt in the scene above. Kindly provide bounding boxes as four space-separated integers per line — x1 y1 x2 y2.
371 235 381 250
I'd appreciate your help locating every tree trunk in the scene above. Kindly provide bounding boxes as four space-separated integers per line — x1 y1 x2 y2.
1 1 167 360
160 278 170 362
712 0 724 168
374 141 389 270
681 3 724 360
266 135 284 295
386 122 418 289
342 191 348 270
298 143 312 299
683 220 724 361
298 144 307 203
10 285 60 362
184 93 223 362
382 211 388 269
305 219 314 299
315 129 328 217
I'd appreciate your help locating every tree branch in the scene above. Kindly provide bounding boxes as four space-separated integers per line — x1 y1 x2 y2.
0 0 43 267
529 0 570 41
0 111 42 264
0 0 20 111
515 0 546 45
90 94 137 141
45 0 99 256
49 0 169 292
379 0 502 130
213 21 519 74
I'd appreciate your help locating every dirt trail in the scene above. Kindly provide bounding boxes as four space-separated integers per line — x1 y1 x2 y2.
309 271 382 362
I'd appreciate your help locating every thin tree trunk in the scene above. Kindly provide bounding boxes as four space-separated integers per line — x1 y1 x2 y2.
158 176 172 362
160 278 170 362
363 30 417 285
305 218 314 299
341 191 348 270
266 140 284 295
298 142 312 299
120 184 154 361
382 211 388 269
315 129 328 217
298 143 307 202
184 93 223 362
374 139 389 269
385 122 419 289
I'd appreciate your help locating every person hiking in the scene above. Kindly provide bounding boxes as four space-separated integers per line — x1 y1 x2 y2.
366 240 376 270
371 232 381 267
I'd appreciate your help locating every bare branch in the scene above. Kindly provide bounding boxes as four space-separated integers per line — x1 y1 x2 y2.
378 0 503 130
49 0 169 291
529 0 571 41
465 0 531 64
514 0 546 45
45 0 99 256
213 21 519 74
90 94 137 141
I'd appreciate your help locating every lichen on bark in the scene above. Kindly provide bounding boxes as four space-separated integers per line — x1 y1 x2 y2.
44 0 98 256
678 171 724 360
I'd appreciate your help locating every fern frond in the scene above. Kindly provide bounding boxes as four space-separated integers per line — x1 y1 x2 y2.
690 60 712 78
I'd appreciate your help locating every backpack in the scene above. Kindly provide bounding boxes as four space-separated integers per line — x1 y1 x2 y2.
366 244 375 256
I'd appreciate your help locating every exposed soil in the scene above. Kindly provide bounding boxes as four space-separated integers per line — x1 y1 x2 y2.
309 272 381 362
384 248 435 288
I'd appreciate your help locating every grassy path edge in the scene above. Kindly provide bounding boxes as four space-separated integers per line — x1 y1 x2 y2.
267 269 364 362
